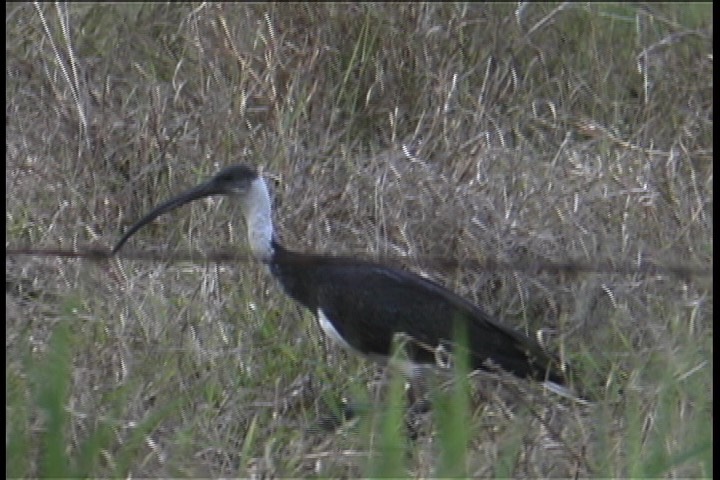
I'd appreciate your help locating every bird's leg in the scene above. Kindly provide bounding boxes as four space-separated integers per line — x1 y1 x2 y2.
406 371 432 414
402 369 435 441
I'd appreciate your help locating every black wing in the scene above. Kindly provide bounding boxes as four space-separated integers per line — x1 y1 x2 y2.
271 248 566 384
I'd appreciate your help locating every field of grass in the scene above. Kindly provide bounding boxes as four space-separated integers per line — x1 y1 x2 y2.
6 3 712 478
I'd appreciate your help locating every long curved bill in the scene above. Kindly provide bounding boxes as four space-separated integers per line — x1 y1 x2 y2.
112 180 222 254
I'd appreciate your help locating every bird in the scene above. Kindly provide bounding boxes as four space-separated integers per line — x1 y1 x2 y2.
113 164 580 399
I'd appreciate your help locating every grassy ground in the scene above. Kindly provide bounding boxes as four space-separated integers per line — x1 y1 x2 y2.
6 3 712 478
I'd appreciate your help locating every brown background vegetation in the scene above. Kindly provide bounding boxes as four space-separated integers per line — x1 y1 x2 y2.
6 3 712 477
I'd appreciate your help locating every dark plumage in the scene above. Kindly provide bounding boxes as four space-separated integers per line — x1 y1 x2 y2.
113 165 577 397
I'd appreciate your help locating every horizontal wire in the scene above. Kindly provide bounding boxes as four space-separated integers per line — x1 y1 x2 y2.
6 246 711 279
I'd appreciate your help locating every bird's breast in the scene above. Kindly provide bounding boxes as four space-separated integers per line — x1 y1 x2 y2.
317 308 356 352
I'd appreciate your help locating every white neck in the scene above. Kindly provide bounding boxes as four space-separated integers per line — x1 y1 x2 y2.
240 177 275 261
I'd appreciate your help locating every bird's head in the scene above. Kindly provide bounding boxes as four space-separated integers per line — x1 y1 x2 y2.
112 164 264 254
203 164 260 196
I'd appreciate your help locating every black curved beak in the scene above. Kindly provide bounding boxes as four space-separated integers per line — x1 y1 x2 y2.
112 179 225 254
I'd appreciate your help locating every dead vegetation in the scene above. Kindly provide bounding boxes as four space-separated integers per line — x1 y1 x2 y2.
6 3 712 478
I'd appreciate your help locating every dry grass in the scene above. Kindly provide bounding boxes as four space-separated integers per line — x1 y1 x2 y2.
6 3 712 478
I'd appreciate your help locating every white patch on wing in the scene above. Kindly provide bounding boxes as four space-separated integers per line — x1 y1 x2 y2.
316 310 431 380
318 309 355 352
